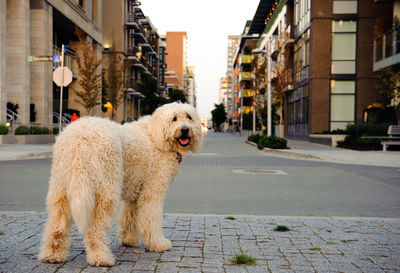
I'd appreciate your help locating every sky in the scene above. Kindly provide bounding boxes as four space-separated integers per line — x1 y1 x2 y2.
140 0 261 119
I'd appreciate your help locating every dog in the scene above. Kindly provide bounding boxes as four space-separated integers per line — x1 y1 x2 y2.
38 102 203 266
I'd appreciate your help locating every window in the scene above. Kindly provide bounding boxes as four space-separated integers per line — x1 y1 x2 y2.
333 1 357 14
330 80 355 130
331 21 356 74
78 0 84 8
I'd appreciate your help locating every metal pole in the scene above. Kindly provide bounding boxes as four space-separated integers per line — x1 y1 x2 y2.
267 40 272 136
252 72 256 134
59 44 65 132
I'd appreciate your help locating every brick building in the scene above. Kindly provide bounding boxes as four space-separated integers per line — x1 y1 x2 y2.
239 0 396 137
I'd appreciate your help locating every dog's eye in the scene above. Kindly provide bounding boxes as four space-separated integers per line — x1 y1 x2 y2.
186 114 192 120
172 116 177 122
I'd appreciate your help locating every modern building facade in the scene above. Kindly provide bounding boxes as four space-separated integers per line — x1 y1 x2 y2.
225 35 240 121
0 0 103 126
164 32 187 92
249 0 395 137
103 0 163 121
185 65 196 107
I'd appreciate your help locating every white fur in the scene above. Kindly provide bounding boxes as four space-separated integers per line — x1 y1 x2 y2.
38 102 202 267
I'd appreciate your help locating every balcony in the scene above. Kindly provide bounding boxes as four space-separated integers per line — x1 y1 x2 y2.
125 12 139 30
239 55 252 65
239 72 252 82
242 89 254 97
374 27 400 71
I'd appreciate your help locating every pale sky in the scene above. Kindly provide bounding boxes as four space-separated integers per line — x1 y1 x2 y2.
140 0 261 119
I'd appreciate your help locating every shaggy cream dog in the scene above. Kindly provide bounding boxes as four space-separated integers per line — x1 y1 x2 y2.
38 102 202 266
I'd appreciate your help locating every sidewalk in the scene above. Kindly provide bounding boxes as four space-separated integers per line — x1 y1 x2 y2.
0 144 53 161
245 138 400 168
1 212 399 273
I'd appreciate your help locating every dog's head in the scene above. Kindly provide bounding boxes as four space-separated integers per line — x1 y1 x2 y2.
149 102 203 155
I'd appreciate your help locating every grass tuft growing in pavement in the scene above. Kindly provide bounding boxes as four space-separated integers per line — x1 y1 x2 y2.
230 254 256 265
225 216 236 221
156 258 164 263
309 247 321 251
274 225 290 232
0 231 3 235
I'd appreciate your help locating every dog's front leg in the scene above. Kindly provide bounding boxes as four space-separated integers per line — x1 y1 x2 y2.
136 189 171 252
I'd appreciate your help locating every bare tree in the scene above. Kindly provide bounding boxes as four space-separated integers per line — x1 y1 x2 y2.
252 54 268 131
73 27 102 115
106 53 126 120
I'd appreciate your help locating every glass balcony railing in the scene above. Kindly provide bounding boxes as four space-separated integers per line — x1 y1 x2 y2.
374 27 400 71
239 55 252 65
239 72 252 82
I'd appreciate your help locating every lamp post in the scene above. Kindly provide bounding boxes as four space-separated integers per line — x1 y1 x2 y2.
252 46 272 136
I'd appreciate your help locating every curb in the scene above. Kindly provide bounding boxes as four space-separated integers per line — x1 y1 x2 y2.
245 140 324 161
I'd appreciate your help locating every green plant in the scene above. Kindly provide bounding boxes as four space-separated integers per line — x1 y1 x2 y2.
40 127 50 134
156 258 164 263
30 126 41 135
229 254 256 265
257 135 287 150
274 225 290 232
15 125 30 135
225 216 236 221
0 124 8 135
247 134 261 144
53 127 60 135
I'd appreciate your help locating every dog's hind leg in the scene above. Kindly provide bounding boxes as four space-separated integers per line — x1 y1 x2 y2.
84 189 118 267
38 190 72 263
119 200 139 247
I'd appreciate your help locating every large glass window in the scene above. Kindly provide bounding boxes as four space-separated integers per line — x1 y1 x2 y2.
331 21 356 74
330 80 355 130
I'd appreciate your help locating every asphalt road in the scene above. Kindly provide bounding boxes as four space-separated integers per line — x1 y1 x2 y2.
0 132 399 217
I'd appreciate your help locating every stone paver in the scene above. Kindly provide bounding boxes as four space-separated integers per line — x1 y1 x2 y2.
0 212 399 273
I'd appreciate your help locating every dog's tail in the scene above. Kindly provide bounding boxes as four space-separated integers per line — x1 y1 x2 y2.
68 174 95 234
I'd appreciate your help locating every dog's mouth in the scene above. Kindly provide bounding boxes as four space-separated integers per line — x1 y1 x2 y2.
177 137 190 147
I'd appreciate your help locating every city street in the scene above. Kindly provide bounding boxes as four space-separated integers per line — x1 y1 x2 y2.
1 132 400 273
0 132 399 218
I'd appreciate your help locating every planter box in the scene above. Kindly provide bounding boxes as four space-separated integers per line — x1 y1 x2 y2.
309 134 347 147
0 135 16 144
14 135 56 144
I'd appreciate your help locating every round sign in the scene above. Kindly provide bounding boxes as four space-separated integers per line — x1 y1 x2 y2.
53 66 73 87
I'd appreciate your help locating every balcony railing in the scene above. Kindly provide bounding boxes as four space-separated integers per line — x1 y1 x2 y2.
239 72 252 82
374 27 400 71
239 55 252 65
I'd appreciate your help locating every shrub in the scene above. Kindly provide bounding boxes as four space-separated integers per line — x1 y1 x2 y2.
0 124 8 135
53 127 59 135
15 125 30 135
258 135 288 150
247 134 261 144
40 127 49 134
30 126 41 135
337 123 393 150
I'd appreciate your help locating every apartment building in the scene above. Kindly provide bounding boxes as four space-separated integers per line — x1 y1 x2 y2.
0 0 102 126
251 0 394 137
164 32 187 93
185 65 196 107
102 0 163 121
225 35 240 121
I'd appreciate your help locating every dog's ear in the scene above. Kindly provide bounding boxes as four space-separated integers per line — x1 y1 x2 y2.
148 108 169 151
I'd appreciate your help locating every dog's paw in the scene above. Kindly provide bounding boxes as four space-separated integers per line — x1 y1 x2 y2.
86 250 115 267
119 234 139 247
148 238 171 252
38 249 67 264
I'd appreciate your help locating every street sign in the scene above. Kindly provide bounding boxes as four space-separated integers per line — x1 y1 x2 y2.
27 56 54 62
53 66 73 87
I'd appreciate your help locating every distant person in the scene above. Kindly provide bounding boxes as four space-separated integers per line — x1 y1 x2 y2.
71 113 79 122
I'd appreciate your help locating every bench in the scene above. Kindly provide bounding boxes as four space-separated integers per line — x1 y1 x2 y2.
363 125 400 151
381 125 400 151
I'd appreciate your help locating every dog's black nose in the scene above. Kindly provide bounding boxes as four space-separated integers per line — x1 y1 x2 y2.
181 126 189 136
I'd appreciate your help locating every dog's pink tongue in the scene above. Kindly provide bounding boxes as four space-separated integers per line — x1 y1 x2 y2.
180 138 189 145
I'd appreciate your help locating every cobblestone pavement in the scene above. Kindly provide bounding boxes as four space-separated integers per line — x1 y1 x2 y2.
0 212 399 273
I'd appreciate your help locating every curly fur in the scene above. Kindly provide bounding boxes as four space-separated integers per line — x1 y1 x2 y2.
38 102 202 266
